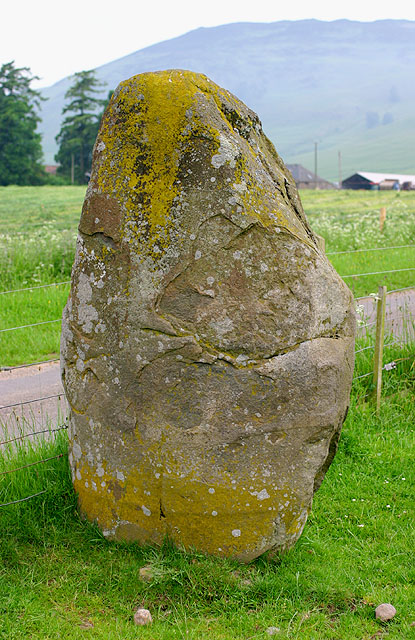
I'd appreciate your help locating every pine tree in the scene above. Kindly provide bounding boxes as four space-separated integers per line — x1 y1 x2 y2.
0 61 46 186
55 70 107 184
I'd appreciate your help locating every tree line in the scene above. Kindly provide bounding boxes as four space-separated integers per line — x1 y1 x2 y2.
0 61 109 186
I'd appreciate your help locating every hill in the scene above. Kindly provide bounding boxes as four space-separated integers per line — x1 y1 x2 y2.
38 19 415 182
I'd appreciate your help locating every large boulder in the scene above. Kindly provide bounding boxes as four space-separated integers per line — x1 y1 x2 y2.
61 70 355 562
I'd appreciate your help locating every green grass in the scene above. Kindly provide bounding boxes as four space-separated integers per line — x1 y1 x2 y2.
0 186 414 637
0 348 414 639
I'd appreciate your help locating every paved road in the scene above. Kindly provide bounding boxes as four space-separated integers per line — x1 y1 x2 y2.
357 288 415 341
0 360 67 442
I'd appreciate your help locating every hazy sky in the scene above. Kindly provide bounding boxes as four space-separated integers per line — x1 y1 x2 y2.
3 0 415 88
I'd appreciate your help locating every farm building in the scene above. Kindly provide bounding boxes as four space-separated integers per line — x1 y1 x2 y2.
342 171 415 190
286 164 335 189
44 165 58 175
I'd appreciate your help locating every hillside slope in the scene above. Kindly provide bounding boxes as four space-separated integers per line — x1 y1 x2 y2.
38 19 415 181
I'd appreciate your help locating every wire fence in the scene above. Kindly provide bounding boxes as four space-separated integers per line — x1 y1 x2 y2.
0 243 414 507
0 424 67 507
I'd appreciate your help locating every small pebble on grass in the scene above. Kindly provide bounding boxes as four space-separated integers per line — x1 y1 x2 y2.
134 608 153 625
375 603 396 621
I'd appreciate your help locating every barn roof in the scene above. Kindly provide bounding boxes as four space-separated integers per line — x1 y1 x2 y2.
286 164 332 184
353 171 415 184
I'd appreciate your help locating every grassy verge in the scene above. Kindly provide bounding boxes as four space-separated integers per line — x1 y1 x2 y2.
0 342 414 639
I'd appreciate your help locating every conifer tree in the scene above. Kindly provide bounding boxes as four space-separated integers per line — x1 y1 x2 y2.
0 61 46 185
55 70 107 183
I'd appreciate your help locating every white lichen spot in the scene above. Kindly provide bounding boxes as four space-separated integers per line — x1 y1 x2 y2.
232 529 241 537
101 481 106 488
190 233 196 240
208 487 215 494
206 276 215 285
72 442 82 461
195 250 202 260
96 141 106 152
155 473 160 479
76 469 82 481
257 489 270 501
211 134 238 169
142 506 151 517
212 510 218 516
233 250 242 260
232 181 247 193
157 341 164 352
94 217 100 224
96 467 104 478
116 471 125 482
76 358 85 373
210 176 216 182
260 262 269 273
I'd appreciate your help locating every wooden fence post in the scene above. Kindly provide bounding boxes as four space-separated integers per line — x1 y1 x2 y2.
379 207 387 232
372 285 387 413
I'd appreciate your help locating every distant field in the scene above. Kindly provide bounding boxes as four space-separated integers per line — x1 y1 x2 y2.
0 186 414 366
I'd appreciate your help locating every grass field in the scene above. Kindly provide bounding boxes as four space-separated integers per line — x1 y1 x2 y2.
0 186 414 367
0 186 414 638
0 351 414 639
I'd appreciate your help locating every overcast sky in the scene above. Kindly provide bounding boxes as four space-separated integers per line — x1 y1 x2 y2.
3 0 415 88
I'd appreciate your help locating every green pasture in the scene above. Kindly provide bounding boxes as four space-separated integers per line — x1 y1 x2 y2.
0 186 414 366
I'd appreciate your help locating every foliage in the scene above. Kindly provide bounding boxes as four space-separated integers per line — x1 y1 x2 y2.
0 62 47 186
55 70 107 184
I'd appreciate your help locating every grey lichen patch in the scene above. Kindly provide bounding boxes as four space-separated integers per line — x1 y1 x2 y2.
61 70 356 562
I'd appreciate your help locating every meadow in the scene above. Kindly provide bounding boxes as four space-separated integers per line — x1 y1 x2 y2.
0 186 414 639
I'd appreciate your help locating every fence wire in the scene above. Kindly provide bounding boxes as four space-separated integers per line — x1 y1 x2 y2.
0 281 70 296
0 453 64 477
0 319 61 334
327 243 415 256
341 267 415 279
0 393 64 411
1 358 59 372
0 424 68 447
0 491 47 507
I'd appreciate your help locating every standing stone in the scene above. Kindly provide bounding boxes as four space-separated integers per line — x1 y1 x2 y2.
61 70 355 562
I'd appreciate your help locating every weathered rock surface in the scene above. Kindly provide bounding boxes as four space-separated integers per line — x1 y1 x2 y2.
61 70 355 562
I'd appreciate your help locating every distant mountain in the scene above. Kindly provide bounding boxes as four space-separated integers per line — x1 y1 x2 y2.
38 19 415 181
